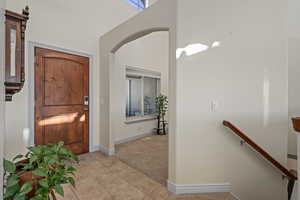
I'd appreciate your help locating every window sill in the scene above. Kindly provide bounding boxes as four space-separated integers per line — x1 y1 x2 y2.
125 115 157 124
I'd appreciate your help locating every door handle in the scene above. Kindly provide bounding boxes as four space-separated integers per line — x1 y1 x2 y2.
83 107 89 111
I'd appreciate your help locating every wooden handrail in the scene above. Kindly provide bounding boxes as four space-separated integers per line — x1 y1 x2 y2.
223 120 297 180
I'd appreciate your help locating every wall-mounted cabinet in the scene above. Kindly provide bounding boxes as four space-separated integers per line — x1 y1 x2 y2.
5 7 29 101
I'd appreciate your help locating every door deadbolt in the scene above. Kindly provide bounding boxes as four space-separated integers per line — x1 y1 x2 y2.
84 96 89 105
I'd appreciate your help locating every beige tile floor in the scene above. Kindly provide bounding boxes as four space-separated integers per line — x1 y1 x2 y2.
57 151 234 200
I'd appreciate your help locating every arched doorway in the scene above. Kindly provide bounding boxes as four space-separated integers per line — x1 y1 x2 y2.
113 31 169 185
99 0 177 186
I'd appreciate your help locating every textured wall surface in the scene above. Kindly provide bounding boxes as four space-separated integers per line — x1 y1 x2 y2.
177 0 288 199
288 0 300 156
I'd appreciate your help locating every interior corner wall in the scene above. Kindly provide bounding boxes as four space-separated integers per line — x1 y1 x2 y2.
113 32 169 142
0 0 6 197
288 0 300 156
4 0 140 159
177 0 288 199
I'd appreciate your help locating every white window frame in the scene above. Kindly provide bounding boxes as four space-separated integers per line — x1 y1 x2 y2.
125 66 161 123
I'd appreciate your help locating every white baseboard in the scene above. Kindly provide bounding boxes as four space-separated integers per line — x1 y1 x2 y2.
91 145 115 156
167 180 232 195
91 132 155 155
115 132 155 145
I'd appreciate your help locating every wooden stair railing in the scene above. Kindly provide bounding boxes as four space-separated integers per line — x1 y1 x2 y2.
223 120 297 200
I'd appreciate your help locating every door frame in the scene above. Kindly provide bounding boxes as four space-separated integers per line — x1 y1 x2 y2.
28 41 94 152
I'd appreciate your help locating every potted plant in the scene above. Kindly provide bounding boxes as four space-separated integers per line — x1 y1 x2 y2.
3 141 79 200
155 94 168 135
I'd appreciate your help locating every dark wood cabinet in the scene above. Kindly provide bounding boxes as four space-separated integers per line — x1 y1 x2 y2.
5 7 29 101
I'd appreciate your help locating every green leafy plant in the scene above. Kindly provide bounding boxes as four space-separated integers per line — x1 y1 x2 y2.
155 94 168 135
4 141 79 200
155 94 168 118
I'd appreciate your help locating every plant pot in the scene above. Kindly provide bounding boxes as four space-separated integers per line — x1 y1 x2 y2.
292 118 300 132
19 171 41 197
16 159 43 198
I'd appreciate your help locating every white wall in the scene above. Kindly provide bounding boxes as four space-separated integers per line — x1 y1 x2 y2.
148 0 160 6
0 0 6 197
177 0 288 199
113 32 168 142
4 0 141 159
288 0 300 156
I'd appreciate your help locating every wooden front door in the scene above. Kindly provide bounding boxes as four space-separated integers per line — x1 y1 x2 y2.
35 47 89 154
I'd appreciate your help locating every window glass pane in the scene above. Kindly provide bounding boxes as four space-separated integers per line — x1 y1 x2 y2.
126 77 142 118
144 77 158 115
123 0 145 10
10 29 16 77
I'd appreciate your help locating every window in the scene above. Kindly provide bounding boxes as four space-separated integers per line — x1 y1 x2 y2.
126 68 160 119
143 77 158 115
126 76 143 117
123 0 147 10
